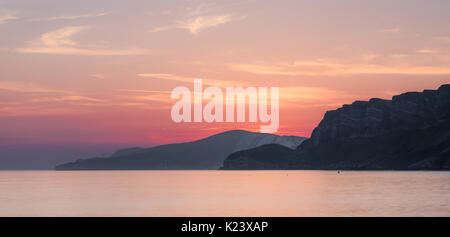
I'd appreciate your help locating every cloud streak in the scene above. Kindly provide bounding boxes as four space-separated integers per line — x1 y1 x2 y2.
0 81 70 94
30 96 106 103
415 49 434 54
136 73 250 87
28 11 112 22
229 60 450 76
0 81 110 116
0 10 18 24
378 27 400 33
150 14 233 35
16 26 152 55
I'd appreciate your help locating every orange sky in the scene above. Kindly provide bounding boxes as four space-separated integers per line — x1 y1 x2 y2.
1 0 450 146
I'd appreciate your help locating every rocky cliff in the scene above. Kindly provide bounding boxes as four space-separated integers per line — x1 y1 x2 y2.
221 84 450 170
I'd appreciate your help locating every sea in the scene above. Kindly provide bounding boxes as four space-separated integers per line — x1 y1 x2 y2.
0 170 449 216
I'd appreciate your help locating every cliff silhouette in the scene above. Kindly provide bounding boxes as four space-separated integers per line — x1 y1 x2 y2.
221 84 450 170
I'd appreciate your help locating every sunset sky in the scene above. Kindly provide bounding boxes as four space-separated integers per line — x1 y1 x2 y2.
1 0 450 149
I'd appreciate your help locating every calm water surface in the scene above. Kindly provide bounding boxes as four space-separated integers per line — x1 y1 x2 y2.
0 171 449 216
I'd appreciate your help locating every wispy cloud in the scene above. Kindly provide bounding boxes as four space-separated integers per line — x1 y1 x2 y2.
390 54 409 58
185 2 219 17
0 81 113 116
16 26 152 55
150 14 233 35
137 73 194 83
0 81 70 94
128 94 173 104
0 80 177 117
116 89 174 105
30 96 105 103
0 81 106 102
28 11 112 22
415 48 434 54
228 64 300 76
229 60 450 76
149 2 244 35
91 73 107 79
378 27 400 33
136 73 250 87
0 10 18 24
